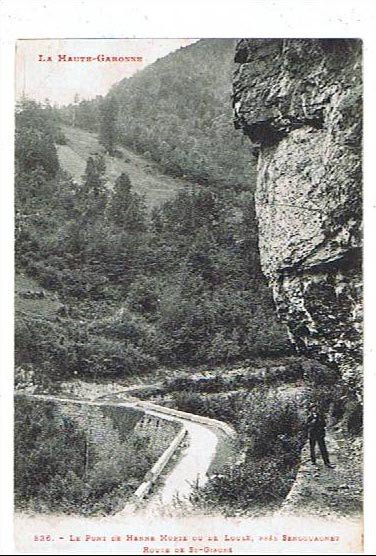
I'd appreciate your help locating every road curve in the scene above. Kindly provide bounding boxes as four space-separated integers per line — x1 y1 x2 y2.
145 416 218 509
16 392 235 513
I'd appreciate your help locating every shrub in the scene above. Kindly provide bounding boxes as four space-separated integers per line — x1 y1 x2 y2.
170 391 206 415
15 315 71 381
239 388 304 457
343 399 363 435
54 128 67 145
191 387 306 514
302 359 340 386
14 398 161 515
196 456 298 510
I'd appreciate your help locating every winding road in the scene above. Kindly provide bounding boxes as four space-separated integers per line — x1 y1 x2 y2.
51 127 238 507
156 420 218 503
18 392 235 514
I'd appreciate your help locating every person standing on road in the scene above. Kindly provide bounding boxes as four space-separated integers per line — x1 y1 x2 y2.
306 404 335 469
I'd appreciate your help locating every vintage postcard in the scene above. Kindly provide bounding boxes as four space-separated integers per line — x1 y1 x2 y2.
12 35 363 554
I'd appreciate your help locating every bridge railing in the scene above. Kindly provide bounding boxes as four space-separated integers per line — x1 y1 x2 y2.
15 392 237 505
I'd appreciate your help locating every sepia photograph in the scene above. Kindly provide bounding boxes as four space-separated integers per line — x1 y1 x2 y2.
10 34 364 553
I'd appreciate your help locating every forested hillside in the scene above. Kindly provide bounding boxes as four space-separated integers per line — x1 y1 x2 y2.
15 38 362 524
59 39 255 189
15 40 290 389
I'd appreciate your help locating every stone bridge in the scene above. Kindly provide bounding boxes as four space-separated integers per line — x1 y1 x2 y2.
15 392 236 511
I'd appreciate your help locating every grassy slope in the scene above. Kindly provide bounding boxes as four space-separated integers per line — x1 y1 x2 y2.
57 125 195 209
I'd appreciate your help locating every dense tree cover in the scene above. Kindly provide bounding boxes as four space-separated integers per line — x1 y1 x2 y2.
14 398 157 515
99 94 119 155
15 96 289 384
58 39 255 189
14 43 295 517
15 100 60 211
144 186 290 366
59 94 103 132
15 101 151 380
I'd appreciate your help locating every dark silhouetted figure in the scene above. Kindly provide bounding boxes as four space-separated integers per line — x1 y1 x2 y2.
306 405 335 469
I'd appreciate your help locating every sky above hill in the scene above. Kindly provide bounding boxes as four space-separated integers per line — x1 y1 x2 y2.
16 38 198 106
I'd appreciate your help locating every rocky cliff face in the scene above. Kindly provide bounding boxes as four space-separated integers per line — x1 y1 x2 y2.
233 39 362 396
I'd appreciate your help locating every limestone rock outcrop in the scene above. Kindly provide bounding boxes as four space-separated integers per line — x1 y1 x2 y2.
233 39 362 395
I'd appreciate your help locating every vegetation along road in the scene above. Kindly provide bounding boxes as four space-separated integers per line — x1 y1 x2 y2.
21 392 235 515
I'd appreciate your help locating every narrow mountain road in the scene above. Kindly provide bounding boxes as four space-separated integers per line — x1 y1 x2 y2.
101 396 234 512
18 392 234 514
117 409 220 517
139 416 218 513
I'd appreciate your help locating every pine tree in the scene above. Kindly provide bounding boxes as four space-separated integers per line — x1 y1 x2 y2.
78 155 108 222
99 95 119 155
107 172 146 232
